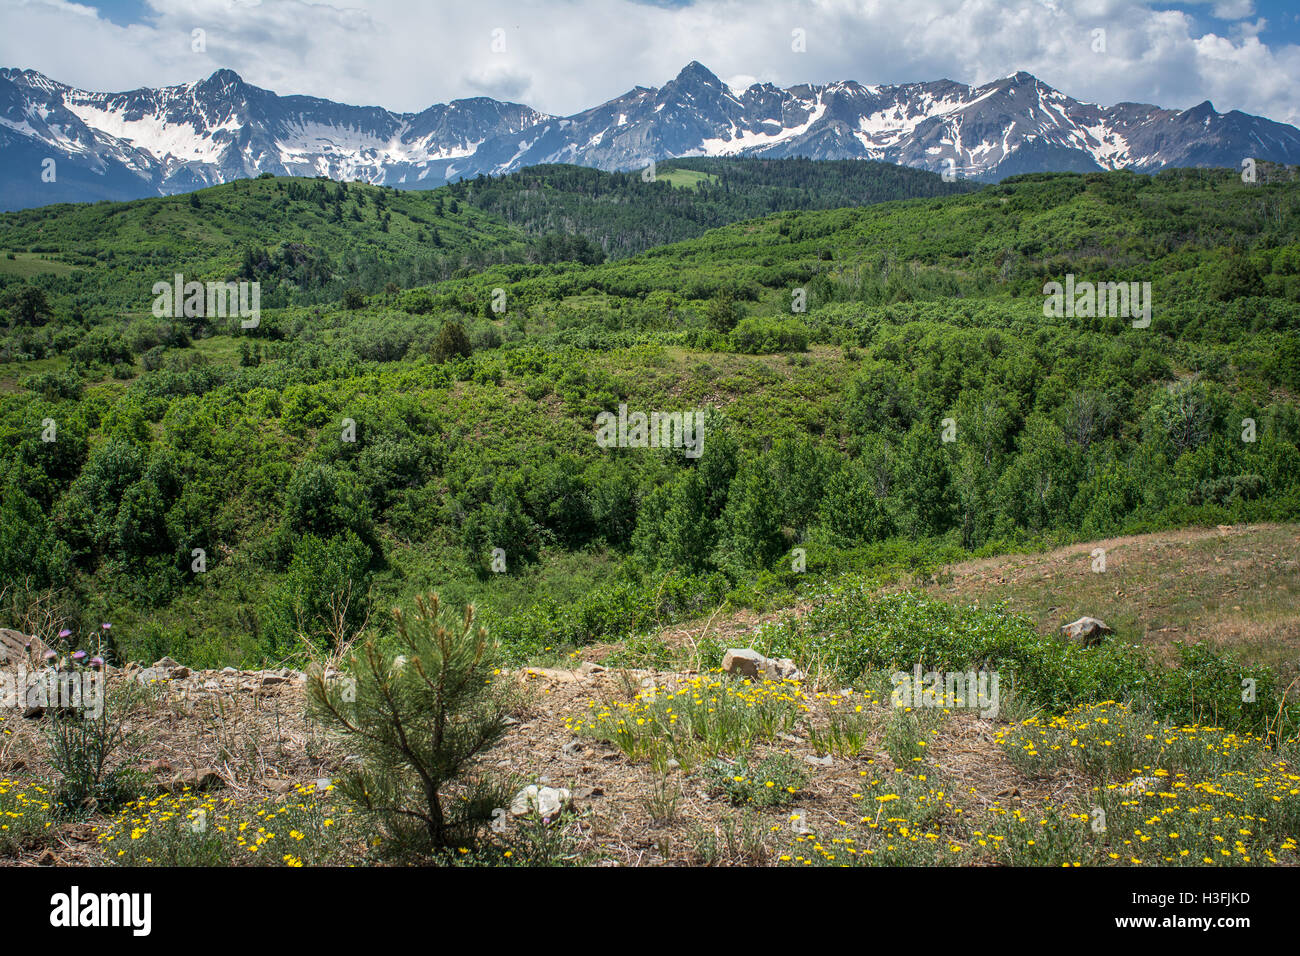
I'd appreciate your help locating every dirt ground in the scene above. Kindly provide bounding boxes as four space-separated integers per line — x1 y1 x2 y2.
2 522 1295 866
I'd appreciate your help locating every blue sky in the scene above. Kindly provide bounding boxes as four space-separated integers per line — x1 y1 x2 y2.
4 0 1299 126
1169 1 1300 44
87 0 150 26
1245 1 1300 44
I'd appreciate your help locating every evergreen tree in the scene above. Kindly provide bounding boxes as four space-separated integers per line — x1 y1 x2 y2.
307 594 512 858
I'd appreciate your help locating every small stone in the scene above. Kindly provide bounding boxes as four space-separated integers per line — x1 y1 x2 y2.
767 658 803 680
805 754 834 767
561 740 584 756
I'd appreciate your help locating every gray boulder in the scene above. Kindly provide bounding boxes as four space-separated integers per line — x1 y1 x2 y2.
1062 617 1113 647
721 648 803 681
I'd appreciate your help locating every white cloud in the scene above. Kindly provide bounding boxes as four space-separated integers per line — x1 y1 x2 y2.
0 0 1296 126
1211 0 1254 19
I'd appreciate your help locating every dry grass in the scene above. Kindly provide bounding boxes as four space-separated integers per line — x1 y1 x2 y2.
917 523 1300 679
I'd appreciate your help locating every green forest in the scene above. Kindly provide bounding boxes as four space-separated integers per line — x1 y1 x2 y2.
1 159 1297 680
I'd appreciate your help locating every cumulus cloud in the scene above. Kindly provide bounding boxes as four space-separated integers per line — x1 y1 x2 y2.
0 0 1295 126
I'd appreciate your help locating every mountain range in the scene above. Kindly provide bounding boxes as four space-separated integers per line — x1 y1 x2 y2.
3 60 1299 210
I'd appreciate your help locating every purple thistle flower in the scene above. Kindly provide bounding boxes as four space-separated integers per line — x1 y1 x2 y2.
72 650 87 662
43 649 58 661
101 622 112 631
89 657 104 670
58 628 71 638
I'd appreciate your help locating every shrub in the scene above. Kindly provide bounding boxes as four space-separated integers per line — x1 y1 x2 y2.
729 317 809 353
704 293 742 332
753 588 1290 733
261 531 372 659
431 320 473 363
277 462 373 555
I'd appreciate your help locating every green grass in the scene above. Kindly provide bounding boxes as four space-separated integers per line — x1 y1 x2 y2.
657 168 719 190
0 252 81 277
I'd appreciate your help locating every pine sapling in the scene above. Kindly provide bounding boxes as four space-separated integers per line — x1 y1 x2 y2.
308 594 513 858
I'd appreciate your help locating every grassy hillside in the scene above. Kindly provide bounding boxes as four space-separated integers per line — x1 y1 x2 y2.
913 523 1300 678
2 164 1299 872
0 175 528 315
0 166 1296 736
412 166 1300 360
0 158 973 326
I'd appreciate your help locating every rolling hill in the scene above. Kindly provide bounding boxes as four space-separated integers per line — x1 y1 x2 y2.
0 165 1296 675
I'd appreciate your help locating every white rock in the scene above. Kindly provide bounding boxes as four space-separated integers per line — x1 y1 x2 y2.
510 785 572 818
